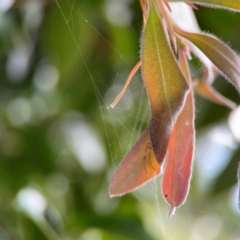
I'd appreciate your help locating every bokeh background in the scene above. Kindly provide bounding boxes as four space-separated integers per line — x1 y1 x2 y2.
1 0 240 239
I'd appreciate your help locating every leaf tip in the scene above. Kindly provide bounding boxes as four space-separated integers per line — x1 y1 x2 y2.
108 192 117 198
109 103 115 109
108 185 123 198
168 206 176 217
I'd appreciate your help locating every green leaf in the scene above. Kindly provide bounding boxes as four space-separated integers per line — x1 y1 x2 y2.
176 29 240 93
168 0 240 12
141 0 189 165
109 127 160 197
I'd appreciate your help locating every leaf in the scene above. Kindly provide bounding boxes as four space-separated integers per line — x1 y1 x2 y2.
195 80 237 109
168 0 240 12
109 127 160 197
186 3 198 10
162 50 195 215
156 0 177 52
110 61 141 108
189 43 217 83
175 29 240 93
141 0 189 165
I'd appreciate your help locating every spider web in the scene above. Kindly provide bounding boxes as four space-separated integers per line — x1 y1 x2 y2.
54 0 240 239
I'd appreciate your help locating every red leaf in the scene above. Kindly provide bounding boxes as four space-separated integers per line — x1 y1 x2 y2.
195 80 237 109
162 50 195 215
109 127 160 197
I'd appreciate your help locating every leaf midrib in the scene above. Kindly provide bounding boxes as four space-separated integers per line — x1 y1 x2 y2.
151 11 172 118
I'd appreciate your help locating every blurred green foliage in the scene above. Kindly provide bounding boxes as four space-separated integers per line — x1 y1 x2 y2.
0 1 240 240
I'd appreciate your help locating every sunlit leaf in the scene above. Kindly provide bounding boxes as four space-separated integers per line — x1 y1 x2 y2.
175 29 240 92
168 0 240 12
109 127 160 197
162 50 195 215
141 0 189 165
195 80 237 109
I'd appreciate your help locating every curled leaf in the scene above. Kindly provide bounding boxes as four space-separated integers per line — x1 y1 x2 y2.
176 29 240 93
110 61 141 108
162 50 195 216
195 80 237 109
109 127 160 197
168 0 240 12
141 0 189 165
